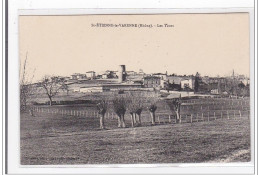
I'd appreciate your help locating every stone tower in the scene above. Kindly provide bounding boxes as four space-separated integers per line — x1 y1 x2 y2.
118 65 126 83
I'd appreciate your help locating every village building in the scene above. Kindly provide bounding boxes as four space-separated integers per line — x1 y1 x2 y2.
101 74 108 79
86 71 96 79
180 78 195 90
126 71 137 76
210 89 219 95
143 76 161 88
71 73 87 80
152 73 167 80
79 84 142 93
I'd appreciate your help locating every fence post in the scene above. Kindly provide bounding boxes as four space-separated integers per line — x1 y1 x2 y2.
202 113 204 121
168 115 171 123
227 111 229 119
191 114 193 124
180 115 182 123
208 112 210 122
239 110 241 118
158 116 160 124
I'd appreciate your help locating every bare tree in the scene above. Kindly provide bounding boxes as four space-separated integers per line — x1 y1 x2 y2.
167 95 182 123
39 76 66 106
20 52 36 111
62 83 70 95
126 92 144 127
135 107 143 126
112 95 127 128
146 92 160 125
97 99 108 129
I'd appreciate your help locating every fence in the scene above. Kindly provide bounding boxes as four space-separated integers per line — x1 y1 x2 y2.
29 105 250 125
30 106 100 118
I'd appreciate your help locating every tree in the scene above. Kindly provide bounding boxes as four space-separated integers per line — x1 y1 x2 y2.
184 84 191 96
148 104 157 125
237 82 250 97
62 83 69 95
167 95 182 123
97 99 108 129
126 92 144 127
146 92 160 125
39 76 67 106
20 52 36 111
217 80 222 95
112 95 127 128
194 72 200 93
135 108 143 126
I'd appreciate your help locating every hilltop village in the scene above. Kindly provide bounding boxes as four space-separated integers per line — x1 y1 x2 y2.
46 65 249 97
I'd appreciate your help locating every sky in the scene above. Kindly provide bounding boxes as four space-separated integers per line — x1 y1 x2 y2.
19 13 250 82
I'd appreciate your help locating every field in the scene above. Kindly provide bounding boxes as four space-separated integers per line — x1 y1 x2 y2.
21 97 251 165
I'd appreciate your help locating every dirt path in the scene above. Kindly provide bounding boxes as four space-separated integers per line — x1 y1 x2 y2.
208 149 250 163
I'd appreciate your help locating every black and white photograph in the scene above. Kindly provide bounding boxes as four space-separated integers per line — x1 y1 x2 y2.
19 13 251 165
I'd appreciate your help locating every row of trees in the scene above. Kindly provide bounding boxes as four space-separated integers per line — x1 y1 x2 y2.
96 92 182 129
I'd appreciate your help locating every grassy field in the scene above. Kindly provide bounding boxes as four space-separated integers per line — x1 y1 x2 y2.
21 109 250 164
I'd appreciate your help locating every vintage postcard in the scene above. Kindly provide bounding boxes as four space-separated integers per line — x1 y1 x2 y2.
19 13 251 165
